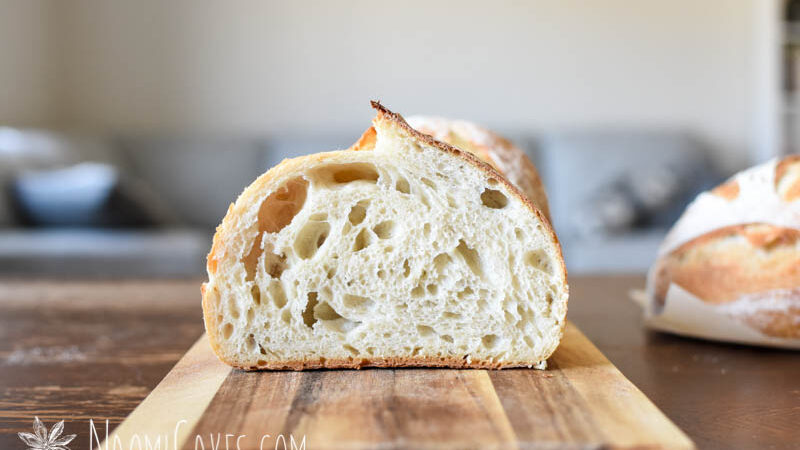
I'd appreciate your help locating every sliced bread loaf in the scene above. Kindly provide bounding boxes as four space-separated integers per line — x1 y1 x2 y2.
202 102 568 370
406 115 551 221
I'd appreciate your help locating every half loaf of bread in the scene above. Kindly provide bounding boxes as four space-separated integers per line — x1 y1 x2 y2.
202 102 568 369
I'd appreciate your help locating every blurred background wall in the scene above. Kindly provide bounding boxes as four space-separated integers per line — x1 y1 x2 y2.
0 0 788 276
1 0 776 169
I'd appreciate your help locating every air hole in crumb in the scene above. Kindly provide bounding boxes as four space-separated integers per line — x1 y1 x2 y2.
260 177 308 232
343 294 373 310
294 216 330 259
426 284 439 295
411 284 425 297
228 297 240 319
366 347 376 355
353 228 372 251
322 163 380 184
241 178 308 278
423 223 431 236
281 309 292 324
443 311 461 319
250 285 261 305
222 323 234 339
246 308 255 324
457 287 474 300
433 253 452 272
314 301 344 321
488 178 499 186
302 292 319 328
395 177 411 194
482 334 500 349
514 228 524 240
258 345 267 355
343 344 360 356
420 194 431 209
257 359 267 366
246 334 256 352
348 200 370 225
207 287 220 308
477 299 488 311
377 269 386 279
525 249 553 275
265 252 287 278
243 235 263 282
268 280 287 308
446 195 457 207
417 325 435 337
402 259 411 277
441 335 454 343
373 221 395 239
524 336 534 347
481 188 508 209
421 177 437 190
455 239 483 278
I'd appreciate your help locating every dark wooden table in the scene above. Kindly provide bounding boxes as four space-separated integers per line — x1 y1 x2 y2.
0 276 797 449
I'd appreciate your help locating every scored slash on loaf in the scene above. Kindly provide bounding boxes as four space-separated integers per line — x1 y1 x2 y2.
202 101 568 370
644 156 800 347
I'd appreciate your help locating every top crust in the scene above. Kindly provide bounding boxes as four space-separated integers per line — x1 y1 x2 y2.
367 102 561 264
775 155 800 202
203 101 568 370
711 179 740 200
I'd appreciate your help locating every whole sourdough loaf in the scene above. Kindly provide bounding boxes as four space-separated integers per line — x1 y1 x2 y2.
645 156 800 345
202 102 568 370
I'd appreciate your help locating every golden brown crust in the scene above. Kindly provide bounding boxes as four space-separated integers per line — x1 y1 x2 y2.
711 179 740 200
775 155 800 202
654 223 800 338
658 224 800 304
349 126 377 151
201 282 225 358
231 355 544 371
202 101 568 370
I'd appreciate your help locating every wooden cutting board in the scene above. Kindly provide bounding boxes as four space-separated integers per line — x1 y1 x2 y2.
102 322 693 449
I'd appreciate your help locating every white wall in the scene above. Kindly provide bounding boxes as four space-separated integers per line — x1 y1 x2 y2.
0 0 58 127
2 0 776 169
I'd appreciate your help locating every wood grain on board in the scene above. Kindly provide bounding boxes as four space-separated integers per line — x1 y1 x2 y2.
3 277 797 449
104 323 693 449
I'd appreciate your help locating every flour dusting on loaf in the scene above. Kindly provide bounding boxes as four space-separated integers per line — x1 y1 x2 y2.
645 156 800 347
202 102 568 369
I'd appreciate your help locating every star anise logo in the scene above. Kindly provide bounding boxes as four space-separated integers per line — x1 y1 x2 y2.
17 417 76 450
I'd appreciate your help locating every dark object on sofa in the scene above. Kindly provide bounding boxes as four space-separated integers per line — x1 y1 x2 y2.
10 162 175 228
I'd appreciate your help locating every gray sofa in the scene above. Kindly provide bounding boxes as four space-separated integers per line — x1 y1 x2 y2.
0 128 723 277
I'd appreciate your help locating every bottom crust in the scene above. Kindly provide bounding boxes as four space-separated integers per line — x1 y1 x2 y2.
233 355 547 371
